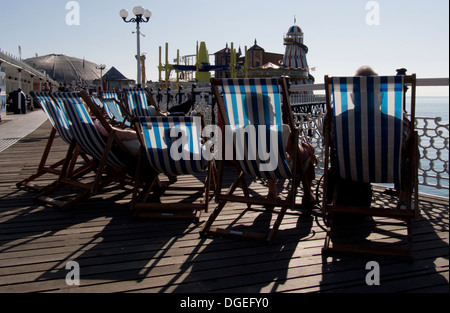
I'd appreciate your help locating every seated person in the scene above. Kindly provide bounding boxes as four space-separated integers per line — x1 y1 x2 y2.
267 124 317 206
93 119 140 156
168 93 195 116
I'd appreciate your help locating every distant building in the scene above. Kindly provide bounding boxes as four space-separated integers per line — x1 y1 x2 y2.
247 40 284 69
23 54 102 86
282 24 314 85
214 40 284 79
214 23 314 85
214 44 237 79
93 66 134 91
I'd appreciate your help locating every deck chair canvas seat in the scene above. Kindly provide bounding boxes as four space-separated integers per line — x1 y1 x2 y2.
322 74 419 259
200 77 309 244
125 88 158 118
131 115 215 222
16 92 94 192
34 91 136 211
100 92 132 128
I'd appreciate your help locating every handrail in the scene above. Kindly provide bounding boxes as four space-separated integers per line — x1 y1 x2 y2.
289 77 449 93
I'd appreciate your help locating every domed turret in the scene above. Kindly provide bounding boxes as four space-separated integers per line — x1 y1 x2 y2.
283 22 313 86
287 25 303 36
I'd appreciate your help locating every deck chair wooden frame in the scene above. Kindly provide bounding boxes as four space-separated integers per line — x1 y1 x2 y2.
322 74 419 259
131 115 215 222
200 77 308 244
34 91 134 211
17 92 94 192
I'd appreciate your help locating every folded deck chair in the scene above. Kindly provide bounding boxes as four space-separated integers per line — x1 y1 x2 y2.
125 88 158 117
322 74 419 259
35 91 135 211
200 77 308 244
131 115 215 222
17 92 93 192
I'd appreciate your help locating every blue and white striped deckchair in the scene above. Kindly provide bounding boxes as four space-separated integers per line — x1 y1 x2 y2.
35 91 133 210
33 92 73 144
323 74 419 259
219 78 292 180
125 89 157 117
140 116 207 176
132 116 214 221
17 92 93 192
95 93 131 128
101 91 121 103
53 92 126 169
201 77 303 244
92 95 104 108
331 76 404 184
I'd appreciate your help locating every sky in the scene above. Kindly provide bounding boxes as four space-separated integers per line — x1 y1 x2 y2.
0 0 448 96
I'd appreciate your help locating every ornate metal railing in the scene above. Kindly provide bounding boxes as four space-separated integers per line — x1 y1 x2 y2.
414 116 449 191
292 109 450 193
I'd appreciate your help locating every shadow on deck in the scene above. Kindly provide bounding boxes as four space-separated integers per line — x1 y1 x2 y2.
0 120 448 295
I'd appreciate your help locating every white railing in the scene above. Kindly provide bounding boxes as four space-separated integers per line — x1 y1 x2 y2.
290 78 449 193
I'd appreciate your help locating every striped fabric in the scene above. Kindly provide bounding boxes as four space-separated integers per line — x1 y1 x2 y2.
331 76 404 184
139 116 207 176
219 78 291 180
126 89 154 117
92 95 104 108
32 92 73 145
98 92 128 124
102 92 121 103
104 99 130 126
52 92 126 168
94 95 129 127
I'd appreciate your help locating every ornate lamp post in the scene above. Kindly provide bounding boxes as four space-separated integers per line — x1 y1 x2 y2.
96 64 106 91
120 6 152 87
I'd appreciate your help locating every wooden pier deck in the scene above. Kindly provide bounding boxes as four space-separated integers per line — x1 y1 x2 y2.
0 118 448 295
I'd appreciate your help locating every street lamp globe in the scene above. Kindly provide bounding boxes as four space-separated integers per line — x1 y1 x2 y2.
144 9 152 19
133 6 145 16
119 9 128 19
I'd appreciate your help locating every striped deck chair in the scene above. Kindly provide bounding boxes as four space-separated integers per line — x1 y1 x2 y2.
131 115 215 221
200 77 308 244
35 91 135 211
322 74 419 259
101 91 121 104
98 92 132 128
17 92 93 192
125 88 158 117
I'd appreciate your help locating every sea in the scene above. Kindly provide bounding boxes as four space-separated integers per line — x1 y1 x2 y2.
413 96 449 198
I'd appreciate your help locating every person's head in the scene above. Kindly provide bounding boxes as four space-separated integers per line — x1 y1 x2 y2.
355 66 378 77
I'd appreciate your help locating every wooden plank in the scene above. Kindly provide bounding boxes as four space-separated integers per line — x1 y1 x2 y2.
0 118 448 293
